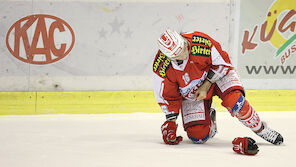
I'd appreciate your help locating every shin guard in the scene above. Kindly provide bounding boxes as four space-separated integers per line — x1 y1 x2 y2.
222 90 263 132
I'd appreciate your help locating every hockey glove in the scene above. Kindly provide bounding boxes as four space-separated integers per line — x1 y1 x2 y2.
232 137 259 155
161 121 183 145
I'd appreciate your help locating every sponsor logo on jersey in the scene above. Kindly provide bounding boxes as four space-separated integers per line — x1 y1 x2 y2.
153 52 171 77
153 52 166 72
192 35 212 47
191 45 211 57
159 58 171 77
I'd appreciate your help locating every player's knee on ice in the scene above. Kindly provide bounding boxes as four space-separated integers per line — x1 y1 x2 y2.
187 124 211 144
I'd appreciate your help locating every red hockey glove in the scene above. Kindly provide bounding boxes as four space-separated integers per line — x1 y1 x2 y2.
161 121 183 145
232 137 259 155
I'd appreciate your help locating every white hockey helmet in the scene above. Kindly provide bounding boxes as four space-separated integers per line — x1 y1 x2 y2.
157 29 186 59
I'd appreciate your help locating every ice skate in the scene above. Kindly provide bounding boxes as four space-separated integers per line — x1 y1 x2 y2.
255 121 283 145
209 108 218 138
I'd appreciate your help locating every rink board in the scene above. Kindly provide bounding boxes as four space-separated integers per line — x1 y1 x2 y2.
0 90 295 115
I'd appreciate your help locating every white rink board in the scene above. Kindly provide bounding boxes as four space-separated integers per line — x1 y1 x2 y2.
0 0 234 91
0 111 294 167
0 0 294 91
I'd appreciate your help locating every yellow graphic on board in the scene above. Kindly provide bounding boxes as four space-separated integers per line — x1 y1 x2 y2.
266 0 296 49
241 0 296 65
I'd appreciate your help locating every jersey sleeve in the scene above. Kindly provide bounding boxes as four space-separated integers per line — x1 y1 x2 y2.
153 51 182 120
207 38 233 83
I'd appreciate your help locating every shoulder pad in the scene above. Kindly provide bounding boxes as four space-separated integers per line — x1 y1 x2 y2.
191 35 212 47
153 52 171 78
188 33 212 57
191 45 211 57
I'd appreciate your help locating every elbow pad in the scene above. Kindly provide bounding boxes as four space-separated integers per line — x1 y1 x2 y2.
206 69 220 83
207 66 230 83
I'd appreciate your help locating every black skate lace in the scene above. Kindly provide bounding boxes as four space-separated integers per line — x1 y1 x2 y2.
260 127 278 143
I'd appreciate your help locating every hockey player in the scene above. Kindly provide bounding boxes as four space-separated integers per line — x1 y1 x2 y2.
153 29 283 150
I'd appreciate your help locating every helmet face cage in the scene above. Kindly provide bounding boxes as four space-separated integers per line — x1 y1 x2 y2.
157 29 185 59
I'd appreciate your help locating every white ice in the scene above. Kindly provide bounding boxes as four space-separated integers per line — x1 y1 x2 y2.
0 111 295 167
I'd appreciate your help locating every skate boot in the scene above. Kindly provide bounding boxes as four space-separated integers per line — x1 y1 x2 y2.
255 121 283 145
209 108 218 138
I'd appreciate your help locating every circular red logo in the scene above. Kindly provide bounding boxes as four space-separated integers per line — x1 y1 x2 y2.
6 14 75 65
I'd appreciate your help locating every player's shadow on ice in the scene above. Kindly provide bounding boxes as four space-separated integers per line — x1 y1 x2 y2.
166 138 233 148
155 137 285 148
256 142 286 147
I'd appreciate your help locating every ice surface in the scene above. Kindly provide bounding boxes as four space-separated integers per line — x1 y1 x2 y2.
0 111 295 167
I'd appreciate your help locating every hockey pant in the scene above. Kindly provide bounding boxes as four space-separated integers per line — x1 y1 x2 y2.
181 70 263 144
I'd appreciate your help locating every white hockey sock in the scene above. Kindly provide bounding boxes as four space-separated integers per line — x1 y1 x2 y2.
238 106 263 132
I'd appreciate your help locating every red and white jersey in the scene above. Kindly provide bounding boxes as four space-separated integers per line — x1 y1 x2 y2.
153 31 233 117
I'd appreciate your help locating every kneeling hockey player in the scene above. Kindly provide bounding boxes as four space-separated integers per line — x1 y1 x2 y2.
152 29 283 152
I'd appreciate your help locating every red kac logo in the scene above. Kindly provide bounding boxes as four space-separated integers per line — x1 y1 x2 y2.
6 14 75 64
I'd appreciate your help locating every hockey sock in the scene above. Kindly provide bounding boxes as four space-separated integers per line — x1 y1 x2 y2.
236 100 262 132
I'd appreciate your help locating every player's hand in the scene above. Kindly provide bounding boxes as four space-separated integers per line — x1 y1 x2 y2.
232 137 259 155
161 121 183 145
195 88 207 101
195 80 212 101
